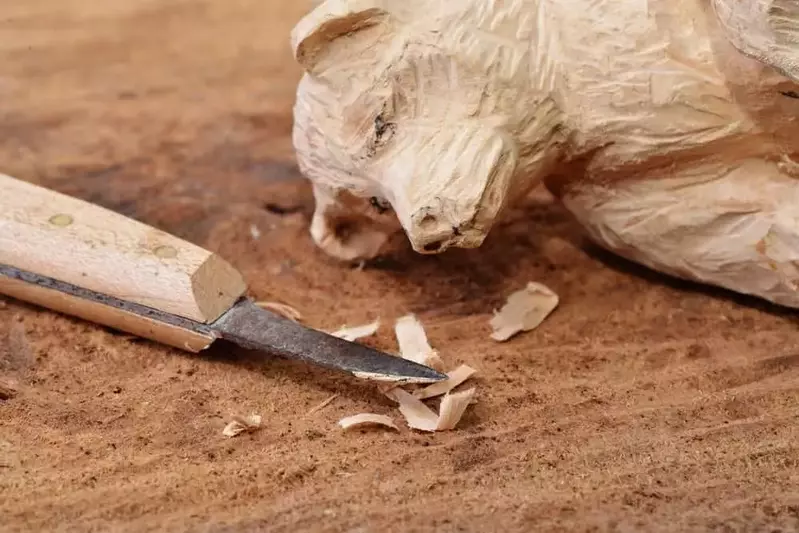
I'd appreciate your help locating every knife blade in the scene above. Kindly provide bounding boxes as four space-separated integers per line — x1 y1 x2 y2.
0 173 447 384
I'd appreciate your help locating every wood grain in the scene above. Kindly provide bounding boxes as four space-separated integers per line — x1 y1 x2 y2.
0 173 247 323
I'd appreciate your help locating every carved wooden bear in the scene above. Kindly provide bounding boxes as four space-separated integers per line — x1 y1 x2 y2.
291 0 799 308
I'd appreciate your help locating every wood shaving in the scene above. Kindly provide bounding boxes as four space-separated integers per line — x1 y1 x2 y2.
386 387 475 432
331 320 380 341
305 394 339 416
386 388 439 431
222 413 262 437
334 314 478 436
394 314 443 369
254 301 303 322
436 388 477 430
338 413 398 431
489 282 559 342
414 365 477 400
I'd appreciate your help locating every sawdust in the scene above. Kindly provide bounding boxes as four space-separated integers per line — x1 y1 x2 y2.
2 1 798 532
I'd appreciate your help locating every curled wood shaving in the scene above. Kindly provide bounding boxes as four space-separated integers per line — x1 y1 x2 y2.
386 388 438 431
394 314 443 369
331 320 380 341
489 282 559 342
436 388 477 430
414 365 477 400
386 387 476 432
222 413 262 438
338 413 398 431
254 301 303 322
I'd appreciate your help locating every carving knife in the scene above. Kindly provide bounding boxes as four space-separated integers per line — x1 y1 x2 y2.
0 173 446 384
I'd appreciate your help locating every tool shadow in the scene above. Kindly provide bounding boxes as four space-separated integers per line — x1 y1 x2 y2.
364 190 799 323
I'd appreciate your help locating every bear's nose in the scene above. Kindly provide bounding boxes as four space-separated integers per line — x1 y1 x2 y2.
407 211 467 254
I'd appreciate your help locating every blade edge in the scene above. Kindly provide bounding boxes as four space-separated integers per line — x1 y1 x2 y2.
213 299 446 383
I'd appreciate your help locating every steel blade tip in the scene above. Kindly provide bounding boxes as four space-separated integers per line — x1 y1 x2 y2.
352 366 447 384
213 300 448 383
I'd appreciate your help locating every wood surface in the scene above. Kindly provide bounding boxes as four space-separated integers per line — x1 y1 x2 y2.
1 1 798 532
0 173 247 323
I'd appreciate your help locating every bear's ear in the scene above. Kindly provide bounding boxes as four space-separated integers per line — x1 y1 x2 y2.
291 0 392 74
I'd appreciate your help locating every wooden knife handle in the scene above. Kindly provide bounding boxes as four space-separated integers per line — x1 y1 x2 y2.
0 173 248 351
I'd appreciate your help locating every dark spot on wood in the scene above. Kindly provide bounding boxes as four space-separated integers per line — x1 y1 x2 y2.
450 436 497 472
372 106 396 152
305 429 324 440
423 241 444 252
263 202 303 215
0 380 17 400
368 256 406 272
452 226 461 236
333 220 356 242
0 323 34 374
419 214 437 227
686 343 711 359
756 352 799 372
374 114 395 142
780 90 799 99
369 196 391 214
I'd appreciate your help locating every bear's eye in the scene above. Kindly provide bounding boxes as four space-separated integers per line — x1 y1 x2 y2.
357 101 397 162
